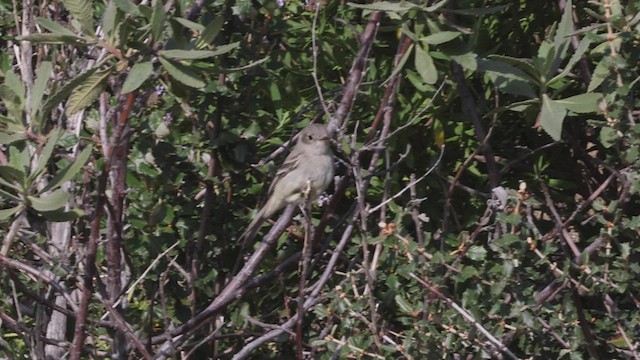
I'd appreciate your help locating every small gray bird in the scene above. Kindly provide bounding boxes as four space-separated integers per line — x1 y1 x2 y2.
240 123 335 245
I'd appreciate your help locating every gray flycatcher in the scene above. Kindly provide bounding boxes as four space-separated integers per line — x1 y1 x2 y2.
239 123 335 245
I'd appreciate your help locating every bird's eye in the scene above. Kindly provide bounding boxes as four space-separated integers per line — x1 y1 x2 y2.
307 135 313 140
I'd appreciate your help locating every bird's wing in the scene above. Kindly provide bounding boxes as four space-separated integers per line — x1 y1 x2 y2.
268 147 303 195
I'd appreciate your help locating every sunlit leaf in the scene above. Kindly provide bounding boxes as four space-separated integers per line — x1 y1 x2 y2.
0 205 23 220
28 189 69 212
43 68 96 116
556 93 602 114
60 0 94 35
66 68 111 116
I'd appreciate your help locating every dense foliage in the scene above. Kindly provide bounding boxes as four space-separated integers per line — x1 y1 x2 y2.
1 0 640 359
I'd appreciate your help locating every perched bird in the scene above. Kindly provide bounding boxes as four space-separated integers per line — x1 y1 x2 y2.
240 123 334 245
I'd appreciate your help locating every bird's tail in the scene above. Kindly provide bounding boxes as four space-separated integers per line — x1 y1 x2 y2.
238 208 266 248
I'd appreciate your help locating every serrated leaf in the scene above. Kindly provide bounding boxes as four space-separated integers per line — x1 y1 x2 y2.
112 0 142 16
29 61 53 120
539 94 567 141
421 31 460 45
158 57 205 88
196 15 224 48
549 0 573 78
150 0 165 41
60 0 94 35
16 33 92 45
35 17 76 36
40 145 93 193
42 68 96 116
28 190 69 212
556 93 602 114
415 45 437 84
0 205 23 220
122 61 153 94
66 68 111 116
41 208 84 222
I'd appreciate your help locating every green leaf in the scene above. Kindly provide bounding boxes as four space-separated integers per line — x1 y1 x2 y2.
347 1 419 13
159 43 239 60
395 295 414 315
478 59 537 98
35 17 76 36
382 43 413 86
3 71 25 103
539 94 567 141
0 165 26 190
548 0 573 78
415 45 437 84
159 57 204 88
467 245 487 261
66 68 111 116
0 83 23 120
28 190 69 212
33 129 61 181
112 0 142 16
555 93 602 114
421 31 460 45
16 33 92 45
41 208 84 222
43 68 96 116
444 4 509 15
29 61 53 120
122 61 154 94
452 52 477 72
173 17 205 33
60 0 94 35
269 83 282 102
488 54 538 79
587 58 610 92
599 127 619 148
150 0 165 41
549 35 591 84
196 15 224 48
0 205 23 220
102 0 118 36
40 145 93 193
